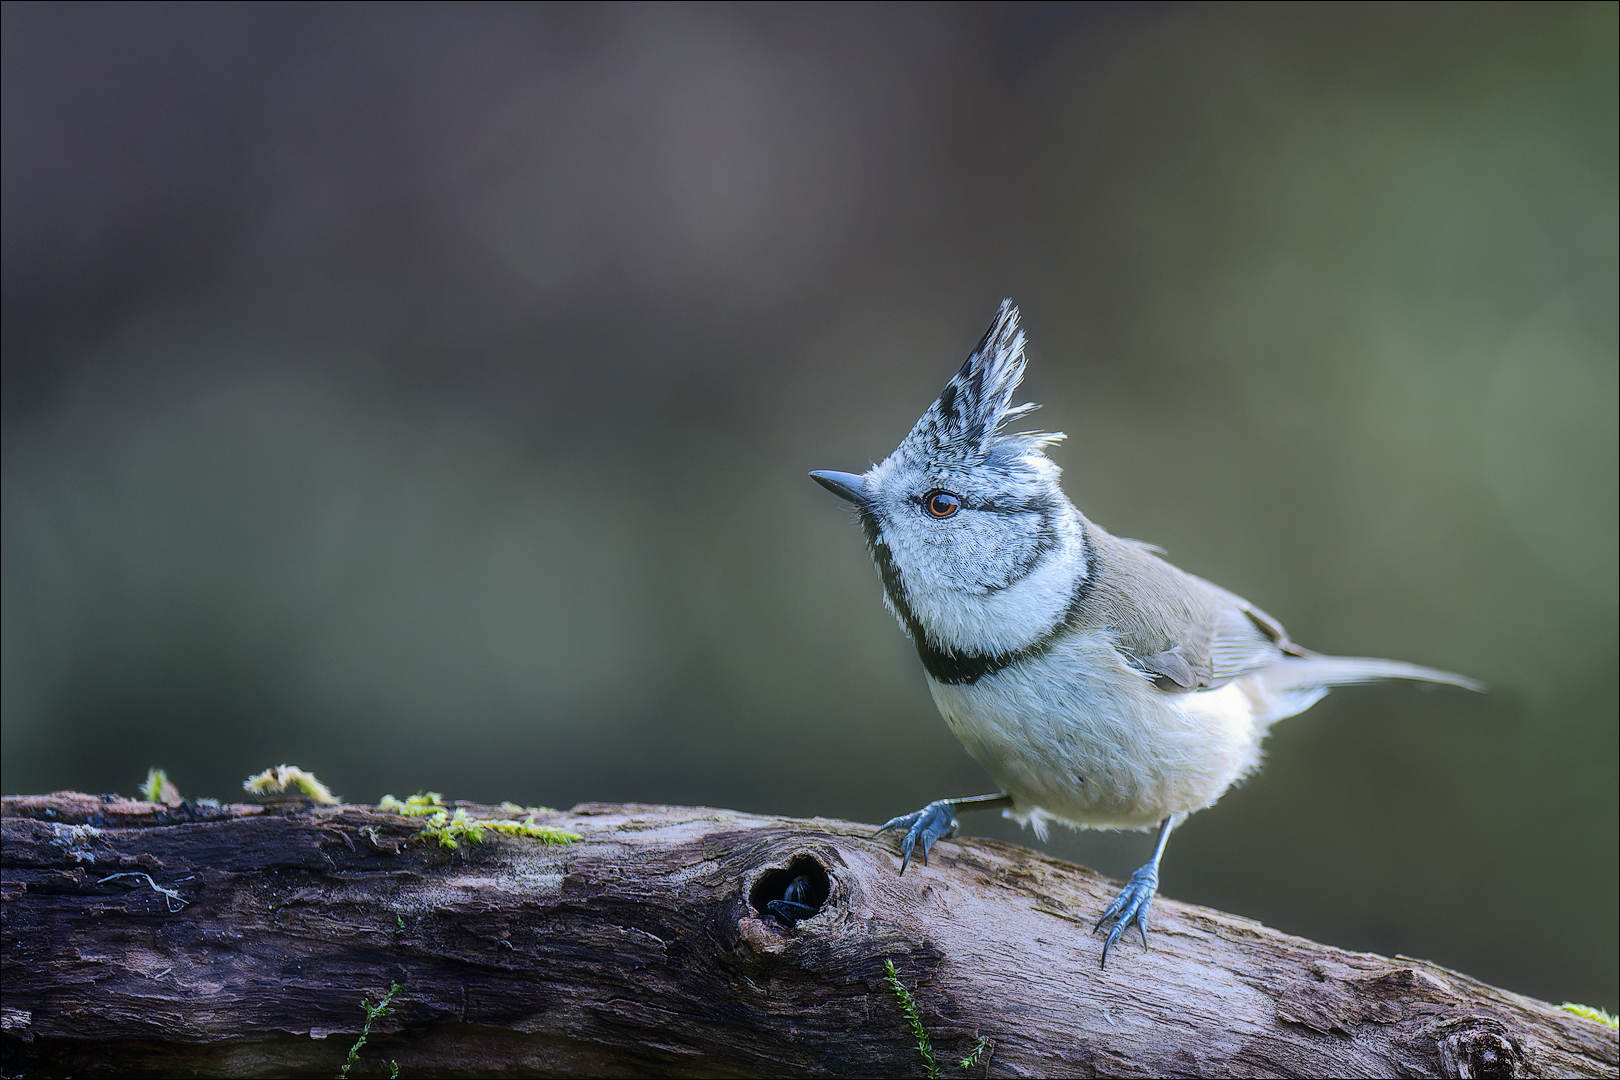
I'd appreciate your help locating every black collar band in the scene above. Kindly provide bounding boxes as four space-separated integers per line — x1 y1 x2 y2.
866 519 1095 686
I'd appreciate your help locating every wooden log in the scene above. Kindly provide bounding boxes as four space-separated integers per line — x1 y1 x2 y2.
1 793 1614 1078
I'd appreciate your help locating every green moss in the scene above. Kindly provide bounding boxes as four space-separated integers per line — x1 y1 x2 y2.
958 1036 990 1070
245 764 339 805
141 769 175 804
884 959 938 1078
501 800 554 815
1562 1002 1619 1028
377 792 581 850
339 981 404 1079
881 960 993 1077
481 817 581 842
377 792 450 817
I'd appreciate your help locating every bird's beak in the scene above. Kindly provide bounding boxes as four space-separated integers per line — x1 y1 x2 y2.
809 470 868 504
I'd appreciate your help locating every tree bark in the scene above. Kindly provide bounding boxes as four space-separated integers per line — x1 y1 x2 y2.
1 793 1614 1079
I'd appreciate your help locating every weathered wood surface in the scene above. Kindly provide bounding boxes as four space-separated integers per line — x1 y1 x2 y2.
1 793 1614 1079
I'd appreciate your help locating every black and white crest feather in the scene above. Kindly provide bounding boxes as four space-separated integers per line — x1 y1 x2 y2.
894 299 1061 468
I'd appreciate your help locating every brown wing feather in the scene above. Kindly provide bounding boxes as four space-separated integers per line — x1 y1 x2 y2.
1076 524 1294 691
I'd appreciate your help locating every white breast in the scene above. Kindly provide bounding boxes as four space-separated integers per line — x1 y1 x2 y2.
926 629 1268 832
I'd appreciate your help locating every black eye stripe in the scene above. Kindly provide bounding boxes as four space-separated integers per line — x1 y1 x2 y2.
912 491 1054 517
983 493 1057 516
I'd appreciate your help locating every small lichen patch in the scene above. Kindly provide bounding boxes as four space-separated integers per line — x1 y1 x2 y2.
245 765 339 805
53 824 102 864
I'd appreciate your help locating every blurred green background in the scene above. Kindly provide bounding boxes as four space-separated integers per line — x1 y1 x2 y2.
3 2 1614 1010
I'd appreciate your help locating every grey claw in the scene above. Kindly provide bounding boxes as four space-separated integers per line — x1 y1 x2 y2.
877 800 959 875
1095 865 1159 968
875 815 908 835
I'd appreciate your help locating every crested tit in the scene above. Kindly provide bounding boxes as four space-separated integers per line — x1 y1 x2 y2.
811 300 1480 965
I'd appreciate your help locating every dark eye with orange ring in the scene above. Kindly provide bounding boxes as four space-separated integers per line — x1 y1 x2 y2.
924 490 961 518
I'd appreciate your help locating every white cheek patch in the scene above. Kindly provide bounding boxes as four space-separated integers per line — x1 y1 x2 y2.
863 453 1087 658
900 512 1085 656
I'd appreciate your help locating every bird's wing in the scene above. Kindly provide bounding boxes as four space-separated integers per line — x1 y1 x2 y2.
1131 602 1283 690
1086 533 1305 692
1119 570 1304 691
1202 600 1292 686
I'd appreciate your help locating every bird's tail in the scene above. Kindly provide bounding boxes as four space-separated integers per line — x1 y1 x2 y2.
1254 655 1483 725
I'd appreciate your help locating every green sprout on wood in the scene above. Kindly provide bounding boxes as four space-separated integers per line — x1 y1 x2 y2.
958 1036 991 1070
377 792 581 850
140 768 180 805
501 800 554 815
882 960 991 1078
245 764 339 805
338 981 404 1079
1563 1002 1619 1028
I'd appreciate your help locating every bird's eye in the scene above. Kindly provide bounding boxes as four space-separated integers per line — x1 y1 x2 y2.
924 490 961 518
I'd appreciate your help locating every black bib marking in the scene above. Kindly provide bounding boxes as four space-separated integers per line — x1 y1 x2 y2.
866 517 1095 686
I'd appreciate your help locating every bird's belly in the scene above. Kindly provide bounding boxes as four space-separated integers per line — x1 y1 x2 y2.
927 631 1265 831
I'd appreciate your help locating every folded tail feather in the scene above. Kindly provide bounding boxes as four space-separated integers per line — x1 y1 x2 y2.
1256 655 1483 725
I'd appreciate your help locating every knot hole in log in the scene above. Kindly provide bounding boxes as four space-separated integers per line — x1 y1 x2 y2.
749 850 835 927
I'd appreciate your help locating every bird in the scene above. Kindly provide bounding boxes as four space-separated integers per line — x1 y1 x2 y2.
810 299 1481 966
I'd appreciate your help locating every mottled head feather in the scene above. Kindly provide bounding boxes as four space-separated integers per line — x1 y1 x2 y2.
895 299 1063 469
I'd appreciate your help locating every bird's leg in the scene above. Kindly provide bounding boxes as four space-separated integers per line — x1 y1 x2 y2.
876 793 1013 873
1095 812 1185 968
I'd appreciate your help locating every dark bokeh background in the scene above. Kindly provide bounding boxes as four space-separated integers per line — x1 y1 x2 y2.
3 2 1615 1010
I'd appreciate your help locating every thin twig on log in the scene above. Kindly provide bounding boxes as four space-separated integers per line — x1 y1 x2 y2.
2 793 1615 1078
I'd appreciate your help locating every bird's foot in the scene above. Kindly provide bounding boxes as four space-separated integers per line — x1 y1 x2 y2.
875 800 960 874
1094 863 1158 968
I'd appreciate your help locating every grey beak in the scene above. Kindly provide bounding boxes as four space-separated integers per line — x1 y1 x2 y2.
810 470 868 504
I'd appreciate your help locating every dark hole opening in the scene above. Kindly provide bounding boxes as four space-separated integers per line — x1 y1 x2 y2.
749 855 831 927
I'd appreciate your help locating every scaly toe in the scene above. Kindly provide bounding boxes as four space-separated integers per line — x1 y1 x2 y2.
1095 870 1159 968
879 801 959 875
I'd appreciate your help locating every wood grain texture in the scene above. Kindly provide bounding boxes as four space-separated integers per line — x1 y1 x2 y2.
2 793 1615 1078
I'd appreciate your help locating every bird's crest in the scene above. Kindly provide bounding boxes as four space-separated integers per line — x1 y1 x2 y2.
894 299 1063 468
